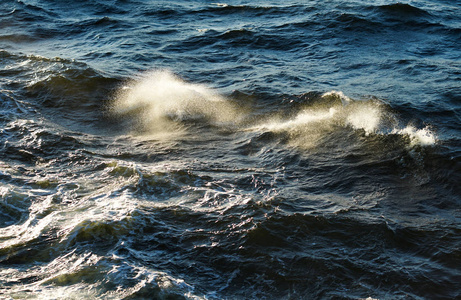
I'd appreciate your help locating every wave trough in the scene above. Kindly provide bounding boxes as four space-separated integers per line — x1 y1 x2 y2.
0 0 459 299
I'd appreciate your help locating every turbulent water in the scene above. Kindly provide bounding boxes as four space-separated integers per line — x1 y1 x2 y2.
1 0 460 299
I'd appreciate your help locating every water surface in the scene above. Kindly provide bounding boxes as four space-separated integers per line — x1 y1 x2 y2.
1 1 460 299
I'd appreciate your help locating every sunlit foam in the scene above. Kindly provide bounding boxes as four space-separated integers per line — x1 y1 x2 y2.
254 108 337 132
247 91 358 149
249 91 436 149
247 107 339 149
112 70 239 135
112 76 437 148
393 126 436 146
322 90 352 106
346 103 381 135
213 3 229 7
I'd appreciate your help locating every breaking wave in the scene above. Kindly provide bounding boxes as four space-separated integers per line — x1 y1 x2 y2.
111 70 241 135
1 0 459 297
249 90 436 149
111 72 436 150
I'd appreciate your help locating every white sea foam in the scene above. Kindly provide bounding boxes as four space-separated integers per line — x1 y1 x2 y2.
113 70 239 134
322 90 352 106
113 77 436 148
250 90 436 149
346 103 382 135
213 3 229 7
393 125 436 146
254 108 337 132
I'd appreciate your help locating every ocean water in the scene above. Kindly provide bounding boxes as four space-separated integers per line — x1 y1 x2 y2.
0 0 460 299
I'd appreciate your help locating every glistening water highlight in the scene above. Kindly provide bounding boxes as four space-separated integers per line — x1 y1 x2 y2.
111 71 436 149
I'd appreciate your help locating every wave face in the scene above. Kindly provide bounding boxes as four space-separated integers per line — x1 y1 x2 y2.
1 1 460 299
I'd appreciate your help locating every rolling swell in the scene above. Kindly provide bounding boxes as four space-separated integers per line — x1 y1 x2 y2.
1 0 460 299
1 55 459 299
109 72 458 213
377 3 431 16
1 50 121 132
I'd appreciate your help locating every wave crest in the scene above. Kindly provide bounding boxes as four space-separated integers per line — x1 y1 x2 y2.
112 70 240 135
250 91 436 149
111 72 436 150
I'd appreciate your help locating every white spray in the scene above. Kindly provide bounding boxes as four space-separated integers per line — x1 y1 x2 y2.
112 70 239 134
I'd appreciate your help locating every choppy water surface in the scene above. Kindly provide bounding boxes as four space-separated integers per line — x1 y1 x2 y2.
1 0 460 299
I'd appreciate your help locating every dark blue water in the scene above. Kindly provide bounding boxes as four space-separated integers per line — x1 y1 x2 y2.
1 1 460 299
